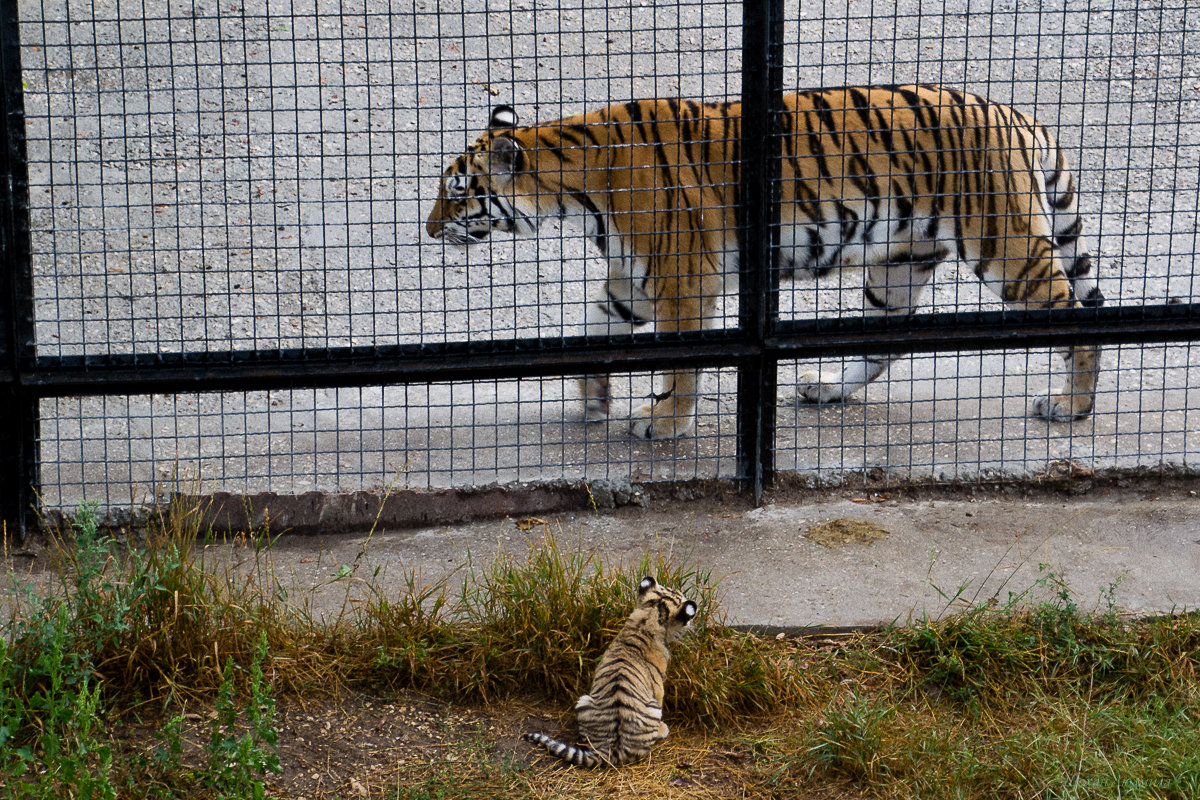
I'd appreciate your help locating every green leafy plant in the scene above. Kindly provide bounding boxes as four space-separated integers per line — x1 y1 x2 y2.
0 505 117 799
204 632 281 800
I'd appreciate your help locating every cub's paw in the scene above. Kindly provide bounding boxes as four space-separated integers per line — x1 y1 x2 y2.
797 370 848 405
630 402 695 439
1031 393 1093 422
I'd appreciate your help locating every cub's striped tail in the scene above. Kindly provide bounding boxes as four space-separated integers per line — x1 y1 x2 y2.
522 731 604 768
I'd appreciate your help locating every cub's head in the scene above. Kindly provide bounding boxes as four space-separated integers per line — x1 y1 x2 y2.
426 105 533 245
635 575 698 642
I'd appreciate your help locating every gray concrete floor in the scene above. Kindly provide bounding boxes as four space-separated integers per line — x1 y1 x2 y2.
6 485 1199 630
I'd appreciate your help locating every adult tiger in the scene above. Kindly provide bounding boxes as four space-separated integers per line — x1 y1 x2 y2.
426 85 1103 438
521 575 697 767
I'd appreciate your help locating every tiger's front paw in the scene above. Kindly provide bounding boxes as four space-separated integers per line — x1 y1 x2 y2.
630 400 696 439
797 370 847 404
1031 393 1093 422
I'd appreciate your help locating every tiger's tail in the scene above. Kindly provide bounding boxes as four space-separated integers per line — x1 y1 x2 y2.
521 731 604 768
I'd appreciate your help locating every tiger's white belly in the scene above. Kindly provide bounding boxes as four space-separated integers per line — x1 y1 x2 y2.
776 198 956 275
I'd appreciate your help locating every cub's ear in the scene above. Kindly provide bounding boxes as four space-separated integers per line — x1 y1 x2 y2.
678 601 698 624
488 136 523 175
638 576 657 596
490 105 518 129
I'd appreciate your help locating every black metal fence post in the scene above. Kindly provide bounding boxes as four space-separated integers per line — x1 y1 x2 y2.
737 0 784 501
0 0 35 539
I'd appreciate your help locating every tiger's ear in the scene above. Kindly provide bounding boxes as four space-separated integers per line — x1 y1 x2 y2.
488 136 523 175
490 105 518 129
678 601 698 624
638 576 657 596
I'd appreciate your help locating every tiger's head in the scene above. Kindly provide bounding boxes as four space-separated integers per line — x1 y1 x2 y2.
426 105 539 246
634 575 698 642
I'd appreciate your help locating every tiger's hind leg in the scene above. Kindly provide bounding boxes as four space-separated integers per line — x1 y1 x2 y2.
982 233 1099 421
798 251 942 404
1029 145 1102 418
1044 221 1103 420
1055 223 1103 309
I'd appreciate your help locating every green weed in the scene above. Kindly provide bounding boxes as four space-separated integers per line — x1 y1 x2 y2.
1 506 118 799
356 529 810 725
204 633 281 800
1 503 287 799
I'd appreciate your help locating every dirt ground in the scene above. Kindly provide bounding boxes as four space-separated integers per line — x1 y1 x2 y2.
111 688 866 800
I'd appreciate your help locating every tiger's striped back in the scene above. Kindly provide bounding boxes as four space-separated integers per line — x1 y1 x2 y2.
775 85 1101 307
521 576 697 768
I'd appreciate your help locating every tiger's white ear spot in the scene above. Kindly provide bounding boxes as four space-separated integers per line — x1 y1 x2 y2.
490 105 518 129
638 576 656 594
683 601 698 621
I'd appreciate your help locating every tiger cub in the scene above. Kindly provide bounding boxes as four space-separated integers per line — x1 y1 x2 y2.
427 86 1104 438
522 576 697 767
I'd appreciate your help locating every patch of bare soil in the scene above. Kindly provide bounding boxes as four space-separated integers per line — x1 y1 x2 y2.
270 692 489 798
804 518 890 548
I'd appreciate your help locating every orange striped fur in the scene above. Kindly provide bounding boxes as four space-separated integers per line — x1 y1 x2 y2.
428 86 1102 437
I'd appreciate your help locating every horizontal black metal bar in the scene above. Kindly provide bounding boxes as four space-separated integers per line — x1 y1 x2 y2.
20 334 755 397
769 302 1200 357
11 303 1198 399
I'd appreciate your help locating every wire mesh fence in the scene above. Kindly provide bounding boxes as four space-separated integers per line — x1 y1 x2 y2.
771 0 1199 482
3 0 1198 526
